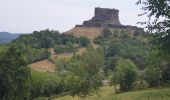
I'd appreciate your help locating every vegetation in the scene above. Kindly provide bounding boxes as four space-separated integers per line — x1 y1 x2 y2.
102 28 112 38
30 71 64 99
55 86 170 100
54 42 77 54
94 29 149 73
78 36 90 47
137 0 170 86
8 29 90 63
113 58 138 91
137 0 170 61
56 46 104 98
1 1 170 98
144 52 162 87
0 46 31 100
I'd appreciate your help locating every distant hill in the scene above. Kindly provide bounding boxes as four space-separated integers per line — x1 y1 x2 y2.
0 32 20 44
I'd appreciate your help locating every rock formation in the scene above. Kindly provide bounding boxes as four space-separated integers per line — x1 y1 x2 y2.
76 7 144 32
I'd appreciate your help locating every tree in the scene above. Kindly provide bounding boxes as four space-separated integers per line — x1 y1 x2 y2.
144 52 162 87
78 36 90 47
102 28 112 38
0 46 31 100
64 46 104 98
113 58 138 91
137 0 170 61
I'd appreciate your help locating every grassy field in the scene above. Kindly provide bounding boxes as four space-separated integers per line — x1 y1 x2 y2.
53 86 170 100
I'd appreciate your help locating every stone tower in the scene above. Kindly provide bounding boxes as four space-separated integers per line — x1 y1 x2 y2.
83 7 121 27
92 7 121 25
75 7 144 32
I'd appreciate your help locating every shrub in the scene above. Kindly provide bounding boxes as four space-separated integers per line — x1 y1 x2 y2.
78 36 90 47
30 71 64 99
113 58 138 91
102 28 112 38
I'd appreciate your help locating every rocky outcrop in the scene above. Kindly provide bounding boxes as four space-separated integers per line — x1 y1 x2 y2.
75 7 144 32
84 7 121 26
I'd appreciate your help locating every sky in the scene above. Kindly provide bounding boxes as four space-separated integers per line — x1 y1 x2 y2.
0 0 146 33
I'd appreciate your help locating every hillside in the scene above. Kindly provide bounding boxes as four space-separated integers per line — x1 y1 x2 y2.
0 32 20 44
66 27 102 41
29 27 101 72
29 47 86 72
28 27 139 72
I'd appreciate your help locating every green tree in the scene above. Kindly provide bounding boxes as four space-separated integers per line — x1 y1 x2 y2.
0 46 31 100
64 47 104 98
102 28 112 38
144 52 162 87
137 0 170 61
78 36 90 47
113 58 138 91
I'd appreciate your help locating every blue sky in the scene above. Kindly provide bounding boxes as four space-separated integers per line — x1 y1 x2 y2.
0 0 146 33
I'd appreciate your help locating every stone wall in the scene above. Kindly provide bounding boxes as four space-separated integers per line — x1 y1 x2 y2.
75 7 144 32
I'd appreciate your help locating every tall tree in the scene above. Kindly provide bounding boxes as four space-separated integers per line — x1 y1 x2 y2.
64 46 104 98
113 58 138 91
0 46 31 100
137 0 170 60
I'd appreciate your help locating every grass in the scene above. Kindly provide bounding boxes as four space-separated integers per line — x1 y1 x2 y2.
112 88 170 100
29 47 86 72
52 86 170 100
67 27 102 41
52 86 114 100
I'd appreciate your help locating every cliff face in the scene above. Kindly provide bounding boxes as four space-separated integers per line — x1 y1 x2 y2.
76 7 144 32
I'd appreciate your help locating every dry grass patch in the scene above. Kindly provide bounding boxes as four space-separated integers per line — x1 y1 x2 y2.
67 27 102 41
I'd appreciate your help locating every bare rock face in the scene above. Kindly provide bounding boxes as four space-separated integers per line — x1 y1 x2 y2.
76 7 144 32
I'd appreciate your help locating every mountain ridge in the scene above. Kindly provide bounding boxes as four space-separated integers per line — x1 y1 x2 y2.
0 32 20 44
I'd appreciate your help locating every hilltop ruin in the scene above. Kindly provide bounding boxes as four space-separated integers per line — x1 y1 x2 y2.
76 7 144 32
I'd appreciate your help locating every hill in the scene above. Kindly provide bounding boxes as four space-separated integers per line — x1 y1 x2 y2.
0 32 20 44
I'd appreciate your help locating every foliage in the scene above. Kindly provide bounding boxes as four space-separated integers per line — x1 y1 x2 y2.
113 58 138 91
144 52 162 87
137 0 170 61
56 87 170 100
11 44 50 63
9 29 85 63
106 35 149 70
0 46 31 100
0 45 8 54
30 71 64 99
58 46 105 98
102 28 112 38
54 42 77 54
78 36 90 47
12 29 78 49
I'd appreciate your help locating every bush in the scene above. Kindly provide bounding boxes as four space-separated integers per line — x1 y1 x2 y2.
30 71 64 99
144 52 162 87
144 66 161 87
78 36 90 47
54 43 77 54
113 58 138 91
102 28 112 38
